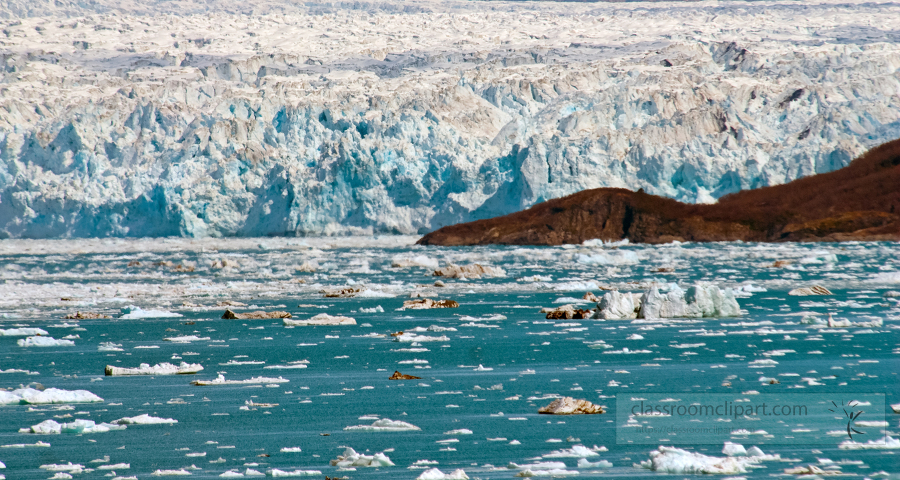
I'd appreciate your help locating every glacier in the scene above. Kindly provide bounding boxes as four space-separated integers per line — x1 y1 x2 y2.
1 0 899 237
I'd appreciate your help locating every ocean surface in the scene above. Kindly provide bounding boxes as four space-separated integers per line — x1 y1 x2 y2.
0 237 897 479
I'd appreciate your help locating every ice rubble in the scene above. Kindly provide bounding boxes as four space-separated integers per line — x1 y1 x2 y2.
17 336 75 347
433 264 506 279
3 0 899 238
838 436 900 449
343 419 421 431
593 284 740 319
0 387 103 405
105 362 204 376
416 468 469 480
283 313 356 326
393 333 451 342
329 447 395 467
21 419 126 434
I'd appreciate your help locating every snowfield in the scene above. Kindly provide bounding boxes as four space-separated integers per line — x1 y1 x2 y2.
0 0 899 237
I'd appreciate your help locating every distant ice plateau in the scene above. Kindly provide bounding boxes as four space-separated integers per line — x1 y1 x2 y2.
1 0 899 237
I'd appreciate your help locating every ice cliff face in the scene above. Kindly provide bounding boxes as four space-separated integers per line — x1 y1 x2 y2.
1 0 899 237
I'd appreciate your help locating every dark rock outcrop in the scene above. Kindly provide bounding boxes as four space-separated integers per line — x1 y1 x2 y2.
389 371 421 380
418 139 900 246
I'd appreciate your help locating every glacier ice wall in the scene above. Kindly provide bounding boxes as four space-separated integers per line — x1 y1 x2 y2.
1 0 900 237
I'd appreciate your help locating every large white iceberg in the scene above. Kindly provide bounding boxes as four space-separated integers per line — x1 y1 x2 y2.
0 327 49 336
416 468 469 480
592 292 642 320
638 446 758 474
329 447 395 468
190 375 288 386
283 314 356 326
0 387 103 405
17 336 75 347
105 362 203 376
21 419 126 434
113 414 178 425
119 306 183 319
393 333 450 343
343 419 421 432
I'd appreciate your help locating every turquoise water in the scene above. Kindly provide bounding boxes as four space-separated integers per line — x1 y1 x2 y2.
0 238 897 478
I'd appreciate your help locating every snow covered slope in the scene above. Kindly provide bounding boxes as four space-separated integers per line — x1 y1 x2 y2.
1 0 899 237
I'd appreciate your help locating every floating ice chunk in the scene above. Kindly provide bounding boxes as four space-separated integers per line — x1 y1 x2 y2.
105 362 203 376
515 469 579 477
474 365 493 371
113 414 177 425
722 443 747 456
538 397 605 415
41 463 84 472
638 284 740 319
0 387 102 405
190 375 288 386
576 459 611 468
329 447 395 467
1 440 51 448
98 342 124 352
543 445 600 458
416 468 469 480
220 471 243 478
788 285 833 296
639 446 759 474
23 419 126 434
284 314 356 326
509 462 567 470
266 469 321 477
0 327 48 336
891 403 900 414
627 334 644 340
280 447 302 453
164 335 210 342
17 336 74 347
393 333 450 342
444 429 473 435
592 291 642 320
392 255 439 270
151 469 192 476
838 436 900 450
344 419 421 431
576 251 638 266
433 264 505 279
359 306 385 313
120 306 183 319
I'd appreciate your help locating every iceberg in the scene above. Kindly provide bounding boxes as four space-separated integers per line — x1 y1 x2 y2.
17 336 75 347
542 445 600 458
635 284 741 319
0 387 103 405
22 419 126 434
266 469 321 477
343 419 421 431
190 375 288 386
329 447 395 468
0 327 49 336
105 362 203 376
838 436 900 450
416 468 469 480
392 333 451 342
638 446 759 474
538 397 605 415
283 314 356 326
119 306 183 319
592 292 642 320
113 414 178 425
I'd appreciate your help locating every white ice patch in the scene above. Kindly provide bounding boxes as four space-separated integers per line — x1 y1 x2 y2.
17 336 74 347
0 387 102 405
344 419 421 431
105 362 203 376
113 414 177 425
415 468 469 480
329 447 395 468
22 419 126 434
0 327 48 336
120 306 183 319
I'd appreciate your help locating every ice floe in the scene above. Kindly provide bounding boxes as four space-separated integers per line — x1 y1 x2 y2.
120 306 183 319
190 375 288 386
344 419 421 431
17 336 74 347
283 313 356 326
21 419 126 434
330 447 395 467
416 468 469 480
113 414 177 425
105 362 203 376
0 387 102 405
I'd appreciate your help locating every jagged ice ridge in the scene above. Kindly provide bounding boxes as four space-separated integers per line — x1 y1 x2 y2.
1 0 899 237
